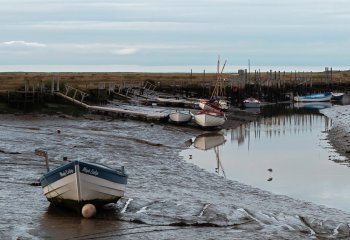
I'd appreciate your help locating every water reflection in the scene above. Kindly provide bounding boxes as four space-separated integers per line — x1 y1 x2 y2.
244 107 261 114
229 114 332 149
36 204 123 239
182 104 350 212
193 132 225 150
341 93 350 105
293 102 332 110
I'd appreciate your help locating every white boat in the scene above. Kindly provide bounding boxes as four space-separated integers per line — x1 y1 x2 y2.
169 110 192 124
37 150 127 212
194 132 226 150
193 110 226 127
243 97 261 108
293 92 332 102
331 92 344 101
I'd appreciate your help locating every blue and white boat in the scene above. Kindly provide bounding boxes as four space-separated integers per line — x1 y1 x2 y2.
293 92 332 102
39 159 127 211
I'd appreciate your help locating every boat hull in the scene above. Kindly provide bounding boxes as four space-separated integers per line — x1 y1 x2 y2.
40 161 127 211
331 92 344 101
169 112 192 123
243 98 261 108
194 112 226 127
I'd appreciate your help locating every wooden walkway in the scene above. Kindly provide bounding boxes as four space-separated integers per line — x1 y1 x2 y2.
55 90 169 122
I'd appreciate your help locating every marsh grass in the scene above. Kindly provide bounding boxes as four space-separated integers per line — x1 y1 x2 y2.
0 71 349 91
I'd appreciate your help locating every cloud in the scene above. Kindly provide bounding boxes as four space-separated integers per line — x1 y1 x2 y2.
51 43 195 53
1 40 46 48
111 48 138 55
28 21 189 31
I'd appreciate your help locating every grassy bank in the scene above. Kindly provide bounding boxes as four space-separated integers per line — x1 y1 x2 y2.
0 71 349 91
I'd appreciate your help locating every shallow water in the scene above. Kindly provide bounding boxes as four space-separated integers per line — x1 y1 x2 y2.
181 104 350 212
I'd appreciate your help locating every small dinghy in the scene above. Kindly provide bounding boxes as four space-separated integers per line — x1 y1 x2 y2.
169 110 192 124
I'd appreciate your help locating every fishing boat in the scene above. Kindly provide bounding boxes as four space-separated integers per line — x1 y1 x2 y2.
169 110 192 124
243 97 261 108
193 110 226 127
36 150 127 212
293 92 332 102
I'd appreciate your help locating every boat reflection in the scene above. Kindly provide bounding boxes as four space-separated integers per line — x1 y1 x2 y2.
341 92 350 105
244 107 261 114
194 132 225 150
294 102 332 109
193 132 226 177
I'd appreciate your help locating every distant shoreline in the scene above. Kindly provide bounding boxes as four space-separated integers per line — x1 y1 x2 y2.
0 65 349 73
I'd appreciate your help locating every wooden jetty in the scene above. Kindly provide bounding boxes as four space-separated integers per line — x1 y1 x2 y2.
55 86 169 122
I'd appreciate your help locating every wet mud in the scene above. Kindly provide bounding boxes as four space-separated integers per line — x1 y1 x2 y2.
321 104 350 161
1 112 350 239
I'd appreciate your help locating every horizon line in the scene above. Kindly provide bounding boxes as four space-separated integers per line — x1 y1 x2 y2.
0 64 349 73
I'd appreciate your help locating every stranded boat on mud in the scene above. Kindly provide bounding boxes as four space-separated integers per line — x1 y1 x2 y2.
169 110 192 124
36 150 127 214
192 110 226 127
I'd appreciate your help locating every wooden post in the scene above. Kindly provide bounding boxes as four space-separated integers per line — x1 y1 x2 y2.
56 77 60 92
51 78 54 94
35 149 50 172
73 89 77 99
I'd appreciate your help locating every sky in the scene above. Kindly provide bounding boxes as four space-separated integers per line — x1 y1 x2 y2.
0 0 349 72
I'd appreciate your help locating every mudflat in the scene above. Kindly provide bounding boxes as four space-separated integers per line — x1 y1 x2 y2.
0 105 350 239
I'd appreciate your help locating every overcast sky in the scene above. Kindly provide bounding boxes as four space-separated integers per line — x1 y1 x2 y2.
0 0 349 72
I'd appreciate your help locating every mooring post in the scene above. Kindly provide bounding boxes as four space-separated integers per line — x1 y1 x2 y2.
51 78 54 94
56 78 60 92
35 149 50 172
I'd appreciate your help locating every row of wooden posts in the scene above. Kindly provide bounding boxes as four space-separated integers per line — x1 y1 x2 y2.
2 69 348 108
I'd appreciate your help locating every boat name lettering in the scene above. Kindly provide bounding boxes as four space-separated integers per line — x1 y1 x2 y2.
81 167 99 176
59 169 74 177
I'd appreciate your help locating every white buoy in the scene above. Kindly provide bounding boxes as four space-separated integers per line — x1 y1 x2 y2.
82 204 96 218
